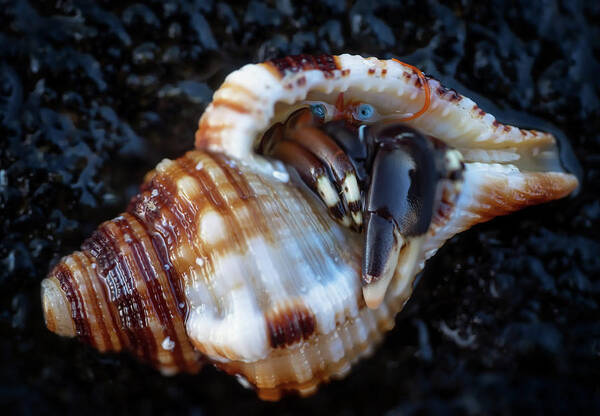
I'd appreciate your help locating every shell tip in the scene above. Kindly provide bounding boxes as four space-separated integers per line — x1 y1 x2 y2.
41 277 76 338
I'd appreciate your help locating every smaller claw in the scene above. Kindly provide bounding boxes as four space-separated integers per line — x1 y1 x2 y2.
260 123 350 225
286 110 363 230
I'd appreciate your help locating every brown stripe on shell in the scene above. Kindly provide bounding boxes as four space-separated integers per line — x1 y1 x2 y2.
53 263 92 344
70 252 113 351
472 104 486 117
175 154 248 255
469 172 578 223
82 223 156 365
218 301 394 401
47 203 201 372
128 165 205 298
105 221 158 364
194 122 226 151
207 152 255 201
206 151 272 243
113 215 189 371
62 257 102 348
266 54 339 78
128 176 190 318
175 151 277 254
211 97 252 114
76 161 206 372
131 211 201 373
435 84 462 102
136 158 218 289
42 294 57 334
219 82 259 101
80 251 125 351
430 182 461 231
265 302 316 349
146 226 189 316
125 159 224 371
178 152 276 307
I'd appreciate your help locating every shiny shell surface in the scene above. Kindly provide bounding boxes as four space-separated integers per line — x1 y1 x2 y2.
42 54 578 400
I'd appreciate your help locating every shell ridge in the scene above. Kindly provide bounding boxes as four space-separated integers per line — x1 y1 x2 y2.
70 252 113 352
79 249 128 352
105 219 159 364
118 213 192 372
54 261 93 343
86 225 144 358
252 169 334 349
79 250 125 351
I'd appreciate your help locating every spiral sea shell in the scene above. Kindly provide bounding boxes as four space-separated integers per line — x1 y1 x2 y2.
42 54 578 400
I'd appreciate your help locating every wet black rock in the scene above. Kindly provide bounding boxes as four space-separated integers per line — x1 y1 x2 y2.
1 1 599 415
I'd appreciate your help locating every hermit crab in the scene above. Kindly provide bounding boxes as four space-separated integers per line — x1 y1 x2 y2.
41 54 578 400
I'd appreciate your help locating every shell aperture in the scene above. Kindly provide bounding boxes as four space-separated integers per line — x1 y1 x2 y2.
257 110 466 308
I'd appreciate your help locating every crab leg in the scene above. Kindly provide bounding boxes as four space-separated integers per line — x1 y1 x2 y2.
285 110 363 230
362 125 439 308
320 120 369 182
259 123 350 226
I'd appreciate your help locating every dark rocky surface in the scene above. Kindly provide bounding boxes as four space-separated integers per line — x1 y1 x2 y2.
1 0 599 414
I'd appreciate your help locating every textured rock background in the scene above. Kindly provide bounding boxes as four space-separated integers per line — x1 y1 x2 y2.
1 1 599 414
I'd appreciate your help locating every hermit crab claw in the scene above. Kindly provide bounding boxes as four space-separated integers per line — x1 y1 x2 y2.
362 125 439 308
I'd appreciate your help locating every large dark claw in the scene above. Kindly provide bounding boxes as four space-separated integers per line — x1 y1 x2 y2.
363 214 399 283
361 125 438 308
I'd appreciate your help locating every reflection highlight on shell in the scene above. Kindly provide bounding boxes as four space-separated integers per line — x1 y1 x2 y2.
41 54 578 400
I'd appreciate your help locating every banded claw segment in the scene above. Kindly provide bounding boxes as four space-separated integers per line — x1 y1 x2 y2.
258 108 363 230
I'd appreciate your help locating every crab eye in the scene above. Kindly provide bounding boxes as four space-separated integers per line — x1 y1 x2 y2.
355 103 375 121
310 103 327 120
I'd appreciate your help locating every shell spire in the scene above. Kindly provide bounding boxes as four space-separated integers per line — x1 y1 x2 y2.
42 216 202 375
